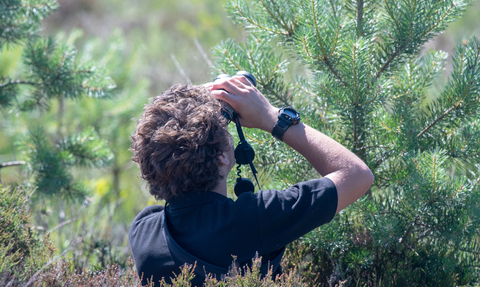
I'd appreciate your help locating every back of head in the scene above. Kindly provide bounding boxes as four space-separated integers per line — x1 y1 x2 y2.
130 84 230 201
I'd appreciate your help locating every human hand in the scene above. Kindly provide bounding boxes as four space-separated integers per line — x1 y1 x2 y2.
209 76 278 131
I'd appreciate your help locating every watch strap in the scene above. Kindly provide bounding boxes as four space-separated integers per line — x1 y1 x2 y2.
272 119 290 141
271 107 301 141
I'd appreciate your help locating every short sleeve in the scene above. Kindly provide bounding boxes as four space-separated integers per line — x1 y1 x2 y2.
256 177 337 253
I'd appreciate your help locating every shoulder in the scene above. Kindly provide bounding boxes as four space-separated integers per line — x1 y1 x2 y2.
233 177 337 223
129 205 165 244
131 205 164 226
254 177 337 207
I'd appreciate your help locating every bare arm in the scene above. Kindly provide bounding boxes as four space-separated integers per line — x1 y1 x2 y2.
210 76 374 213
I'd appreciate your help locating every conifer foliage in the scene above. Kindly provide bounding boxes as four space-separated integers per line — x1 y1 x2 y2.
214 0 480 285
0 0 114 200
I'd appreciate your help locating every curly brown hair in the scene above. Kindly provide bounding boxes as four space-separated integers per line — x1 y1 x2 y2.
130 84 231 201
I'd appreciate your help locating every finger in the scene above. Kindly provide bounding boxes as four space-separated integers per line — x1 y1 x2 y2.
211 90 235 103
212 79 247 96
232 76 259 95
233 75 253 87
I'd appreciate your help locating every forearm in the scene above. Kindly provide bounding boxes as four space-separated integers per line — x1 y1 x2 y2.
259 107 364 175
260 107 374 213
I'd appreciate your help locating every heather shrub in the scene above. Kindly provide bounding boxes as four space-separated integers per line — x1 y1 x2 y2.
32 259 144 287
0 185 55 286
33 256 306 287
203 257 307 287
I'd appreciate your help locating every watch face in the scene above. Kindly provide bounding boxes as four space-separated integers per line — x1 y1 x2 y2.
284 109 296 119
279 107 299 125
273 107 301 140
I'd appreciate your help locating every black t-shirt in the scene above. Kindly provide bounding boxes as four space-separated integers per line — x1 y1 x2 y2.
129 177 337 285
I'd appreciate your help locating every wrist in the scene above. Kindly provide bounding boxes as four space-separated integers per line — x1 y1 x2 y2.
259 106 278 132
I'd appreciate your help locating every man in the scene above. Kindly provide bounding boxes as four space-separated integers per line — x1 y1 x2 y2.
129 76 374 286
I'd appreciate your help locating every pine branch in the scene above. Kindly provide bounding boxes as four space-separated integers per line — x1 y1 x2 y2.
419 56 440 89
0 161 26 184
376 45 404 79
22 37 114 100
419 2 456 39
246 47 291 107
384 0 401 32
349 42 369 167
363 84 381 105
0 0 58 46
376 1 459 79
260 0 295 36
221 46 246 72
301 36 313 60
229 1 289 36
320 83 345 108
356 0 364 37
432 153 438 193
0 80 37 88
323 60 348 89
416 83 473 138
311 0 348 88
417 41 480 138
373 149 396 169
353 44 359 104
0 161 26 168
294 81 317 98
330 24 342 55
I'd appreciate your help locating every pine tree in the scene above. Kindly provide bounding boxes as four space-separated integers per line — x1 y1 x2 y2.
0 0 114 201
1 0 155 269
213 0 480 285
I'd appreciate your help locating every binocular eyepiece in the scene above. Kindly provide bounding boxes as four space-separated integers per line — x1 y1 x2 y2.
213 71 257 122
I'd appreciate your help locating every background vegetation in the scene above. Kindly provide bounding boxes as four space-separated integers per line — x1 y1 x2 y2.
1 0 480 286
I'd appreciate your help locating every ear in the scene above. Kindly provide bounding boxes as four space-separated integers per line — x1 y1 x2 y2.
218 152 231 166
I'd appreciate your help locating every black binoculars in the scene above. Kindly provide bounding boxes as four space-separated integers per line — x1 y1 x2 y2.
213 71 257 122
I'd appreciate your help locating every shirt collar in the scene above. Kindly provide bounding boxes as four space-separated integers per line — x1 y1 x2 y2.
166 191 228 210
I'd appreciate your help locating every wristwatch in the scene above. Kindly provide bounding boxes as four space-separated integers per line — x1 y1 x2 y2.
271 107 301 141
